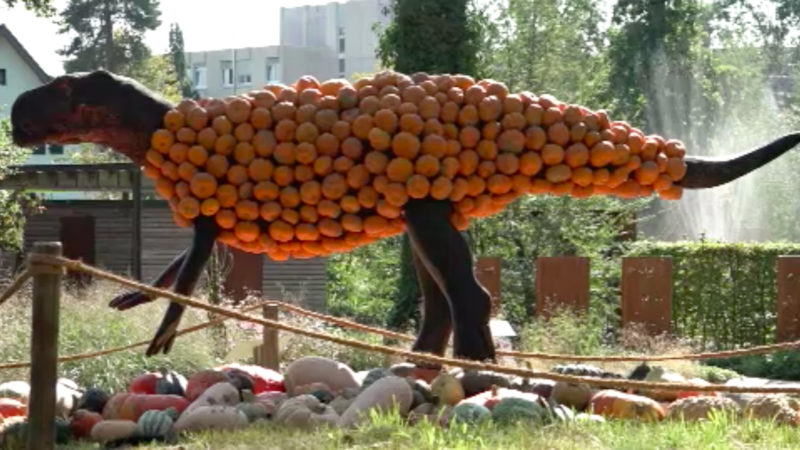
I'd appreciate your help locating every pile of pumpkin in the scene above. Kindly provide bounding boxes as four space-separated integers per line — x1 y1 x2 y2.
2 358 800 447
144 71 688 259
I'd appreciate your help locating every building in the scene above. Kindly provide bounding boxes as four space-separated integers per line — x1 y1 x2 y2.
280 0 389 78
0 24 76 164
185 45 339 99
185 0 389 97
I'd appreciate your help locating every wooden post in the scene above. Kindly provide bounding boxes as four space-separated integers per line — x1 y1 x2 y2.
131 169 142 280
777 256 800 342
535 256 590 319
621 257 672 335
253 304 280 371
28 242 62 450
475 257 501 314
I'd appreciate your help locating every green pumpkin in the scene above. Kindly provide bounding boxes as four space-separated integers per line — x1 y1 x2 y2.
450 403 491 424
491 398 550 425
137 409 174 440
0 419 70 449
77 387 110 414
361 368 391 391
236 402 270 422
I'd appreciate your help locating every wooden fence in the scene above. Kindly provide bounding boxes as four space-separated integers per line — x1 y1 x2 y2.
473 255 800 342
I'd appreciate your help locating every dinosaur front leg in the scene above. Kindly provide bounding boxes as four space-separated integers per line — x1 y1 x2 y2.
404 199 495 361
146 216 217 356
408 241 452 356
109 249 188 310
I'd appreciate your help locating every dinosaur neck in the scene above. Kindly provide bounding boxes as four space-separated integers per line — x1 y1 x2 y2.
680 133 800 189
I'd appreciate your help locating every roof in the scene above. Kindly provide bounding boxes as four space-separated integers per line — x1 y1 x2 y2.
0 24 52 83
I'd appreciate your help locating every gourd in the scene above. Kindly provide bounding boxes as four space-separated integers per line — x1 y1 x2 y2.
641 366 687 402
136 408 175 441
173 406 249 433
185 370 231 401
450 402 491 425
430 373 464 406
155 370 187 396
90 420 138 443
490 397 550 424
217 364 284 393
78 388 110 414
236 402 270 422
360 368 391 391
460 386 541 411
457 370 510 397
551 382 593 410
69 409 103 439
275 395 339 428
589 389 665 422
0 399 25 418
743 394 800 426
129 372 161 394
667 396 739 422
105 393 189 421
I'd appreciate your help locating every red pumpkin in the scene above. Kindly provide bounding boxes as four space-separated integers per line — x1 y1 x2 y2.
589 389 665 422
185 370 231 401
102 393 131 419
459 386 540 411
0 398 25 418
106 394 189 421
69 409 103 439
217 364 285 394
128 372 162 394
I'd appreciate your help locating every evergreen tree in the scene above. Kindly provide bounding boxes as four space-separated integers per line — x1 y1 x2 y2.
57 0 161 74
3 0 53 15
168 23 194 98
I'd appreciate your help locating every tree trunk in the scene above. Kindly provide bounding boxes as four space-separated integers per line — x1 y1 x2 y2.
102 0 115 72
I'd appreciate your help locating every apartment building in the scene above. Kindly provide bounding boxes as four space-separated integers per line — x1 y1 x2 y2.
185 0 388 97
280 0 389 78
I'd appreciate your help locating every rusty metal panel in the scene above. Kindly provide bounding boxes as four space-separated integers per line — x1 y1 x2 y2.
621 257 672 335
777 256 800 342
475 257 501 314
535 256 590 319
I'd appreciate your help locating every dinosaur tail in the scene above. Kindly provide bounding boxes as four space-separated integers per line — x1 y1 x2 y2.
680 133 800 189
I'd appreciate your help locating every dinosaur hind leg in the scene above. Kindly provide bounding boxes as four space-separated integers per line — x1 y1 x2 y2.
109 249 188 310
405 198 495 361
146 216 217 356
408 239 452 357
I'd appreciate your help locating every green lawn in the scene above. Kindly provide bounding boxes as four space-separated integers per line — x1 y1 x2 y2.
61 412 800 450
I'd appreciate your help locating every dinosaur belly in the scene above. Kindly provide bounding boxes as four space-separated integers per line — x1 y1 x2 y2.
143 71 687 260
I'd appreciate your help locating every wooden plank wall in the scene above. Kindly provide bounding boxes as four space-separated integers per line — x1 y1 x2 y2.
23 201 328 310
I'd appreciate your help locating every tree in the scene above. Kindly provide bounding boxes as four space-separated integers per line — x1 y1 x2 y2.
2 0 53 15
168 23 195 98
58 0 161 74
0 119 38 253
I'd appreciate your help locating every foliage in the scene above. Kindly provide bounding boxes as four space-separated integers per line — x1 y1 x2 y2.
376 0 489 77
57 0 161 74
168 23 195 98
0 118 37 253
2 0 53 15
627 241 800 350
706 351 800 381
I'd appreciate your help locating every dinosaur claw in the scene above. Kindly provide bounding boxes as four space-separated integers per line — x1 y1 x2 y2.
109 291 152 310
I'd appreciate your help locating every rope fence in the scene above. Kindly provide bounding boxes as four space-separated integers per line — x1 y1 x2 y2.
4 251 800 395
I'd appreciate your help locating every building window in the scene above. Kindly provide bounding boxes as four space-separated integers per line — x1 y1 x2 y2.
338 27 345 54
238 74 252 85
221 61 234 87
266 57 280 82
33 145 46 155
0 68 6 86
193 66 207 89
48 144 64 155
338 58 345 76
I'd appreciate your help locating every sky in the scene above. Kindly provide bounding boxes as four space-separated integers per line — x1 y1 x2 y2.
1 0 336 76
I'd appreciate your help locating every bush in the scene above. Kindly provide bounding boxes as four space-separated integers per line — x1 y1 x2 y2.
627 241 800 350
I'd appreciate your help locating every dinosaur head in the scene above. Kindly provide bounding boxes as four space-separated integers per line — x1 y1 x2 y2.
11 70 173 165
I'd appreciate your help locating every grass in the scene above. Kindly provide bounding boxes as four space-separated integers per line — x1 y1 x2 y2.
59 410 800 449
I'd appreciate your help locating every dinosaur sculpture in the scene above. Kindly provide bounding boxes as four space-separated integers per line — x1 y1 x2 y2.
10 70 800 362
